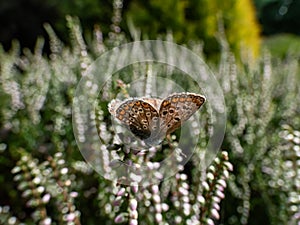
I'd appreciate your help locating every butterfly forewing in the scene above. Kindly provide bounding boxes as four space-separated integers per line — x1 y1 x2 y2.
113 99 159 140
159 93 206 134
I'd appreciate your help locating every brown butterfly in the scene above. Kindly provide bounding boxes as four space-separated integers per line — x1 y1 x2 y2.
109 92 206 146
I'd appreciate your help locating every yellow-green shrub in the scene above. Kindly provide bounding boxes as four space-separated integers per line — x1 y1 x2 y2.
125 0 261 59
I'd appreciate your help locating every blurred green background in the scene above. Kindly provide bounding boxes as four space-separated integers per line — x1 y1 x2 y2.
1 0 300 57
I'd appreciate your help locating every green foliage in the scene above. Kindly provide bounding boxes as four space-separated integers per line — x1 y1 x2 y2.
125 0 261 59
125 0 187 41
0 0 262 60
262 33 300 59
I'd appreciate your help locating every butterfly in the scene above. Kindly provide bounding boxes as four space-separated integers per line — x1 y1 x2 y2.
108 92 206 146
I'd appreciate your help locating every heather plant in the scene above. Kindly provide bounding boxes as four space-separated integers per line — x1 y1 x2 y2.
0 3 300 225
216 45 300 224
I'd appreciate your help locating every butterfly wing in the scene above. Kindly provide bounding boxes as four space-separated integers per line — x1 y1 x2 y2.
111 99 160 140
159 93 206 135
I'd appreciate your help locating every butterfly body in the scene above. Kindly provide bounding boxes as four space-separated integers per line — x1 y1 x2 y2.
109 92 205 146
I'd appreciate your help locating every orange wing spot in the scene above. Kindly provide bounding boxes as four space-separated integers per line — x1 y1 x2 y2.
135 101 141 106
117 115 123 120
171 97 179 103
187 97 193 101
162 101 170 107
118 109 126 115
179 97 185 102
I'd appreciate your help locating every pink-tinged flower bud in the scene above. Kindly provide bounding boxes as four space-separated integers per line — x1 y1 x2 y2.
197 195 205 204
216 190 225 199
216 184 224 192
224 162 233 171
217 179 227 188
149 147 157 152
153 162 160 169
130 199 138 211
117 188 126 196
214 158 220 164
182 182 189 190
178 165 184 171
129 219 138 225
129 210 138 219
155 213 163 223
213 202 220 211
70 192 78 198
153 194 161 203
208 165 216 173
180 174 188 180
131 184 139 193
154 171 163 180
60 167 68 175
114 213 127 223
65 180 72 186
151 185 159 194
182 196 190 203
206 172 214 181
42 194 51 203
207 218 215 225
183 203 191 216
212 196 221 203
179 187 188 196
221 151 229 160
130 173 142 183
161 203 169 211
155 203 162 213
202 181 210 191
66 213 76 221
175 215 182 224
211 208 220 220
223 170 229 178
146 162 154 170
42 218 52 225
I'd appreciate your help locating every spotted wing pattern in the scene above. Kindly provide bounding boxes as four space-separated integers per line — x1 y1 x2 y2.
109 92 206 145
111 99 160 140
159 93 206 135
